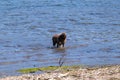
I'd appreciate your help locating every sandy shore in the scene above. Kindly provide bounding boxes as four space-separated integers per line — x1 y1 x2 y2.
0 65 120 80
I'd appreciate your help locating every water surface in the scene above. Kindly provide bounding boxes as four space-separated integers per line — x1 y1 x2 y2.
0 0 120 77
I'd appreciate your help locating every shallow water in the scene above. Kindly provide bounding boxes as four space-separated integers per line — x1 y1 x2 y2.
0 0 120 77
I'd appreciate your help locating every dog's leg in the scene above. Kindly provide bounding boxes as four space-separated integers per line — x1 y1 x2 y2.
53 42 56 47
57 42 61 48
57 39 59 48
57 43 59 48
52 37 57 47
52 39 55 46
62 43 64 47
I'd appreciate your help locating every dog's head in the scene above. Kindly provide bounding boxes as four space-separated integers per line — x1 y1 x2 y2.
59 32 66 41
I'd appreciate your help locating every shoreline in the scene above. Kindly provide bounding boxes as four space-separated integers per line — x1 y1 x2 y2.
0 65 119 80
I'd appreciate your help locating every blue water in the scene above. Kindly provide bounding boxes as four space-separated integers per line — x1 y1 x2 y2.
0 0 120 77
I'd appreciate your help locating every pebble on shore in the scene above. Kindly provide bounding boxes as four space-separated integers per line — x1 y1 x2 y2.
0 65 120 80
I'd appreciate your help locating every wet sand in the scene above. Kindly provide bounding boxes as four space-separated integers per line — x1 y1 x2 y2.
0 65 119 80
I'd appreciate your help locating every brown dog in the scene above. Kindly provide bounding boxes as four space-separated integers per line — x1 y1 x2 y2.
52 32 66 48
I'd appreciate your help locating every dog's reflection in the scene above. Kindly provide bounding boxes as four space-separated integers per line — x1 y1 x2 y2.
53 48 67 67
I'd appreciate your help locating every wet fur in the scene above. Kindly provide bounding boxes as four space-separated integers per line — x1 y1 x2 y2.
52 33 66 48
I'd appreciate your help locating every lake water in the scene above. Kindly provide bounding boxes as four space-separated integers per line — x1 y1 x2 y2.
0 0 120 77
